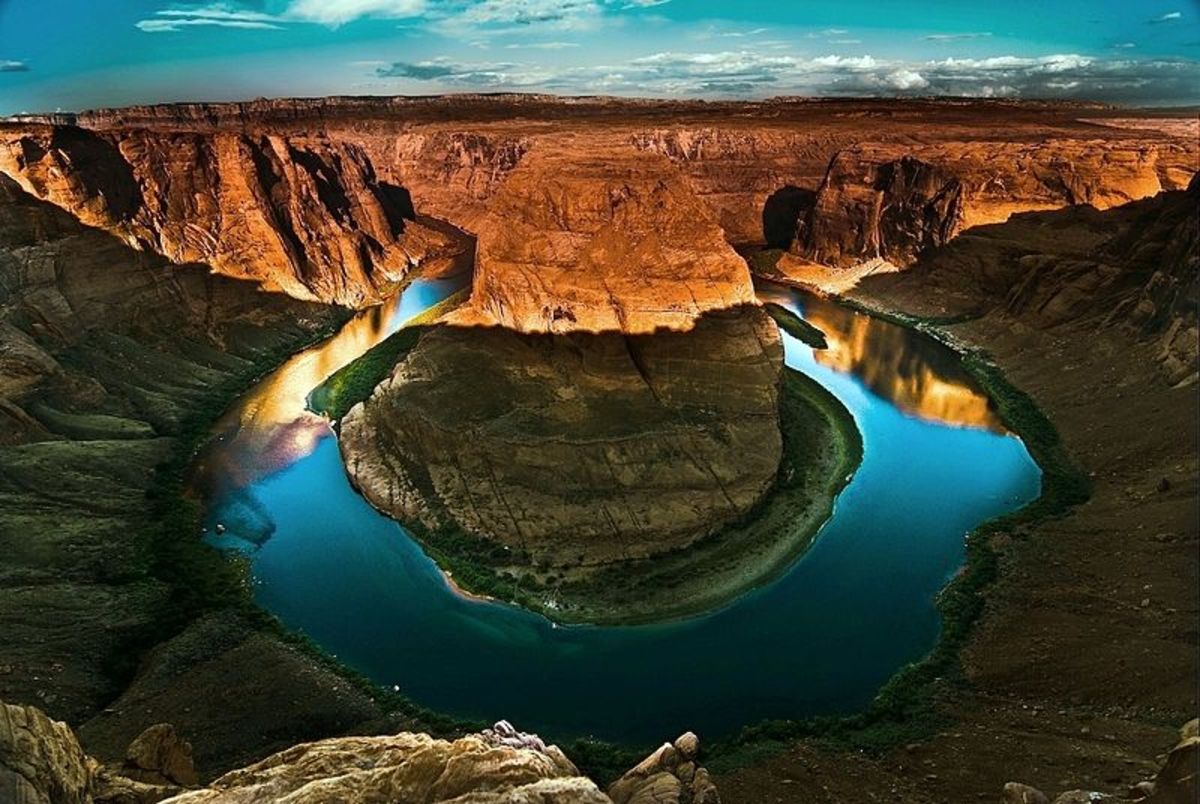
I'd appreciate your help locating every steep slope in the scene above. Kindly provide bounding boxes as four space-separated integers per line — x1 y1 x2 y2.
0 125 455 306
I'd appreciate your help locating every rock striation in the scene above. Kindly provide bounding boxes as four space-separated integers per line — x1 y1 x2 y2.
0 125 456 306
449 147 757 334
341 305 783 568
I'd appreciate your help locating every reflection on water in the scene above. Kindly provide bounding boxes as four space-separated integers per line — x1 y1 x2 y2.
194 273 1040 743
757 283 1003 432
190 277 467 545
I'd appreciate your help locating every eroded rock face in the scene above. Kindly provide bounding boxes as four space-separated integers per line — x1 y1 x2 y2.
450 148 756 334
795 140 1189 269
341 305 783 567
0 700 91 804
799 153 964 268
0 126 454 306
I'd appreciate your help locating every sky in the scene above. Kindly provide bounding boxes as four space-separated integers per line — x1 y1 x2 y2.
1 0 1198 114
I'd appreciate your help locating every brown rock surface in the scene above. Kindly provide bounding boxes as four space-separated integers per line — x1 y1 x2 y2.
793 140 1193 268
450 147 756 334
123 725 196 788
0 700 92 804
341 305 783 568
0 125 455 306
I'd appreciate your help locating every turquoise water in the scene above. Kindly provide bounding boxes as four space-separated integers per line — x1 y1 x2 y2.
196 279 1041 744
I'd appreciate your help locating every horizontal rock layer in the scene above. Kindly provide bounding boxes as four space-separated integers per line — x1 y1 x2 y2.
341 305 783 567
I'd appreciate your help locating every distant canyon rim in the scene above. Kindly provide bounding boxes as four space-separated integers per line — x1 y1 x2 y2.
0 95 1196 804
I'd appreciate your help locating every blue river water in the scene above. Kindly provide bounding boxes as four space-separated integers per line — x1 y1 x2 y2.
194 277 1041 745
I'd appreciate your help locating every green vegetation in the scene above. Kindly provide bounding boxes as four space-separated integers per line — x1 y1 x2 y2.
364 365 863 626
307 288 468 419
707 302 1091 771
765 302 829 349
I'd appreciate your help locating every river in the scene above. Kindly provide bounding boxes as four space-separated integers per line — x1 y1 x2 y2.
193 276 1040 744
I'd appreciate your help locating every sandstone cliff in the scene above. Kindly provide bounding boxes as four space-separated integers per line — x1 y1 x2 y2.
792 140 1194 269
0 125 456 306
449 147 756 334
341 305 783 569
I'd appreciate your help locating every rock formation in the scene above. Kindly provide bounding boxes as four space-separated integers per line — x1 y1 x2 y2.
792 140 1193 269
1 699 720 804
448 147 756 334
872 175 1199 385
341 305 783 568
0 125 456 306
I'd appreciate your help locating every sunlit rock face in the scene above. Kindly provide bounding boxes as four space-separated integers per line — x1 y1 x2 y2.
341 305 783 567
0 126 454 306
449 148 757 334
793 140 1190 269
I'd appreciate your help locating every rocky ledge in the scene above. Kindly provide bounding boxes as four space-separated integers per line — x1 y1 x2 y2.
0 699 720 804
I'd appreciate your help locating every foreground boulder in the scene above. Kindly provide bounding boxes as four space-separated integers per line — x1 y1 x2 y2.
1 699 720 804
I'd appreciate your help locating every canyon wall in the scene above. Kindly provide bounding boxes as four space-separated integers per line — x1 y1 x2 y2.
0 125 458 307
341 305 784 569
792 139 1194 269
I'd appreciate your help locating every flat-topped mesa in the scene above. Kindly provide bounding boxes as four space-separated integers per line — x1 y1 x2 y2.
0 125 455 307
793 140 1193 270
448 147 757 334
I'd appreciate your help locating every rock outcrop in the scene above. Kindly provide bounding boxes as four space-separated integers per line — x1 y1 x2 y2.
608 731 719 804
341 305 783 568
449 148 757 334
869 177 1199 385
1 700 720 804
0 125 456 306
793 140 1193 269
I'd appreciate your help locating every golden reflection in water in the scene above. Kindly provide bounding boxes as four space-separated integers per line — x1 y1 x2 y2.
762 285 1004 433
191 293 405 497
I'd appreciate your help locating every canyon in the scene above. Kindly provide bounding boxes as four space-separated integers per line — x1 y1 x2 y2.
0 95 1195 803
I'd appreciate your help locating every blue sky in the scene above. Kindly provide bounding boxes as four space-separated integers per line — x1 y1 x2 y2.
1 0 1198 113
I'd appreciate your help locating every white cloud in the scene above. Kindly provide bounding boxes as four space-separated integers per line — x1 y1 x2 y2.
885 69 928 90
136 4 286 32
923 32 992 41
505 41 580 49
369 47 1200 104
286 0 426 25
